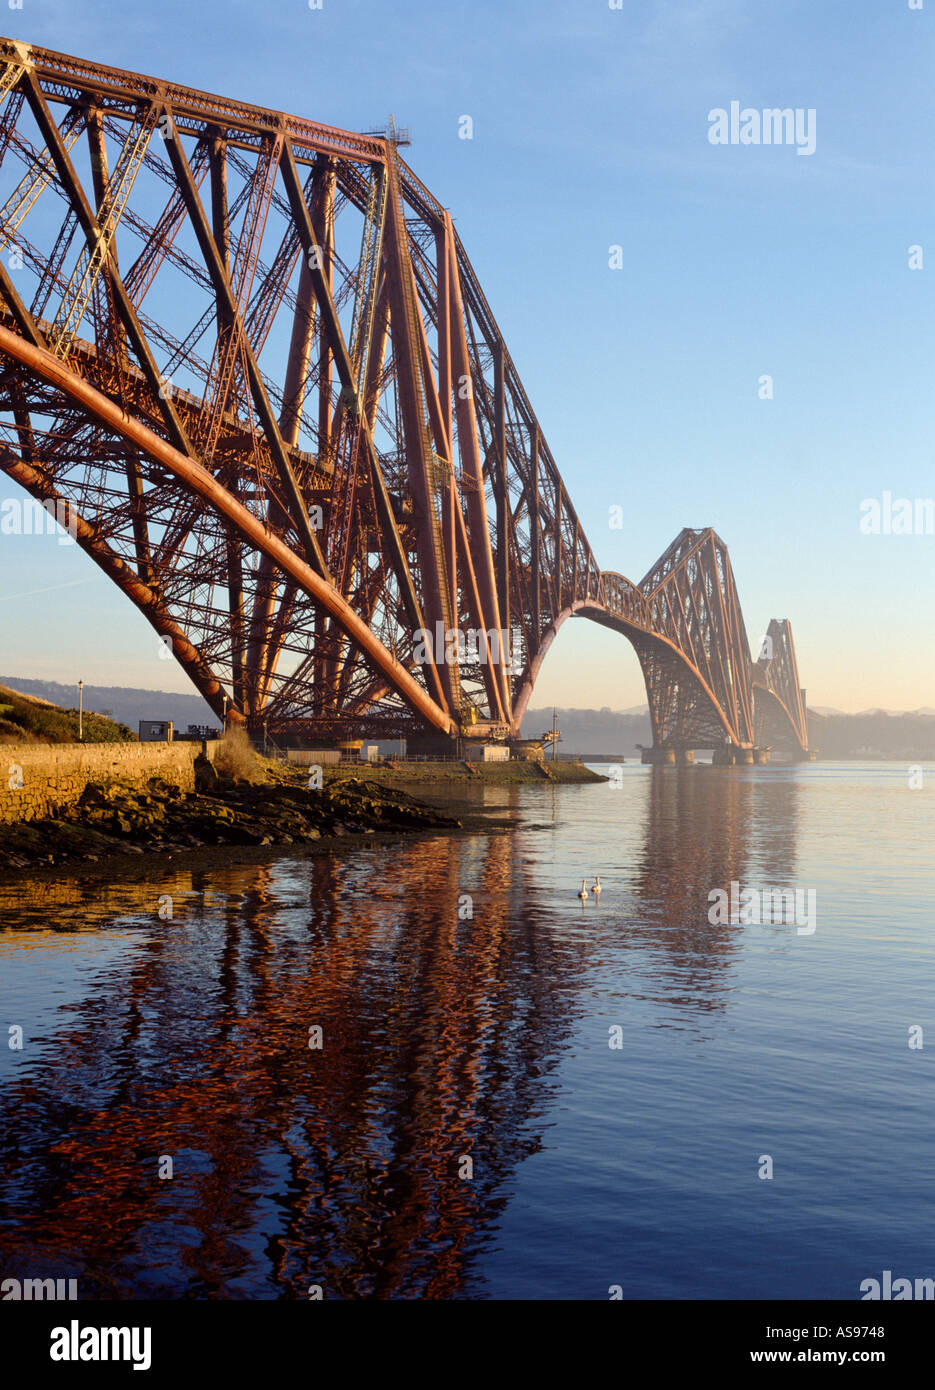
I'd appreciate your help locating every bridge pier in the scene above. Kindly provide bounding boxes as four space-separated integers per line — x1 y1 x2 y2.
713 745 756 765
641 747 676 765
753 748 771 764
640 747 695 765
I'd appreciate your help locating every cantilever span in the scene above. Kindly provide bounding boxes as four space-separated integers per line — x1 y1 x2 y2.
0 38 808 758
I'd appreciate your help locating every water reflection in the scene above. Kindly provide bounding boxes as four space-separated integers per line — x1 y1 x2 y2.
638 766 799 891
620 768 801 1018
0 768 802 1298
0 833 583 1298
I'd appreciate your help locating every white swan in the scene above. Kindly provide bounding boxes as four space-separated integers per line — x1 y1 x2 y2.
593 876 602 897
578 879 589 900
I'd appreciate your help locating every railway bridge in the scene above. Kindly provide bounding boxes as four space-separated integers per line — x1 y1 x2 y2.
0 38 809 760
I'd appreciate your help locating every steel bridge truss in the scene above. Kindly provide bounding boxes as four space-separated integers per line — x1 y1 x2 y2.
0 38 808 754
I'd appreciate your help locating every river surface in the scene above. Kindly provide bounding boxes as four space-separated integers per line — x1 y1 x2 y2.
0 762 932 1300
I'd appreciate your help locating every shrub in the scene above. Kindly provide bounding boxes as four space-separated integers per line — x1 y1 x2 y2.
213 724 265 781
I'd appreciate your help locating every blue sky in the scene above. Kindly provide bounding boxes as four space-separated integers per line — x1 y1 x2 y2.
0 0 933 712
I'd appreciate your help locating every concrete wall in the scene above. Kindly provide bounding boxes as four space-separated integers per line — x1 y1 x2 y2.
0 739 221 824
285 749 341 766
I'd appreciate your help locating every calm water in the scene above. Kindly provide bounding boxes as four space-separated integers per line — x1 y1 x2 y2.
0 762 932 1300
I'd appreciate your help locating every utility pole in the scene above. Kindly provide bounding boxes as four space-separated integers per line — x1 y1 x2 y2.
78 680 84 741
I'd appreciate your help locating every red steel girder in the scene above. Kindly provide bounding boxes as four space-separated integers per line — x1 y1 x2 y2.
0 37 808 751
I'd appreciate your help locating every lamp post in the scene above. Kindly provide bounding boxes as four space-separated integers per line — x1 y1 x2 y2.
77 680 84 741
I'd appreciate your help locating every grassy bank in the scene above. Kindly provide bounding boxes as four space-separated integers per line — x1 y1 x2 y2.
0 683 134 744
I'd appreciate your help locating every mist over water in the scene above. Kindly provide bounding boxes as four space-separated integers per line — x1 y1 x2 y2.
0 763 931 1300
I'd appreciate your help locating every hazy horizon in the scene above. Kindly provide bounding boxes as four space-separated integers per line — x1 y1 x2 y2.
2 672 933 721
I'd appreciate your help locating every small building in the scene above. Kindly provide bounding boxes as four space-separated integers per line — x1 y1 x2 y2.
464 743 510 762
361 745 379 763
139 719 173 743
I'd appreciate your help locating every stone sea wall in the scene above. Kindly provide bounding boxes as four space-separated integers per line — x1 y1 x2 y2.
1 740 221 825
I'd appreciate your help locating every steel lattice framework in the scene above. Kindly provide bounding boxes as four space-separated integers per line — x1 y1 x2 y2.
0 38 808 755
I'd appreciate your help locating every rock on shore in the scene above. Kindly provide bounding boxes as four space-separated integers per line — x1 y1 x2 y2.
0 772 460 871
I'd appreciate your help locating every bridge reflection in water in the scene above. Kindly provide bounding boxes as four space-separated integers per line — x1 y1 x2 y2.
0 771 799 1299
627 767 800 1017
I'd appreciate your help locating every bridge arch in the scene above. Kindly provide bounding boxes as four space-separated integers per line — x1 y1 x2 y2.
753 683 809 756
511 597 740 748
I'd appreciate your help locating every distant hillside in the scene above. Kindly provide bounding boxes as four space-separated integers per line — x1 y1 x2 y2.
2 679 931 758
0 676 217 735
808 710 935 760
523 704 935 759
0 683 134 744
521 706 652 755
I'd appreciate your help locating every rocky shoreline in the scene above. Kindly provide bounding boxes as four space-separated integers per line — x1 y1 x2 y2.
0 767 461 873
324 758 606 786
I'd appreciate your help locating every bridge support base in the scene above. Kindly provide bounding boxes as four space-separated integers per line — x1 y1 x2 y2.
641 747 676 765
640 748 695 764
753 748 771 764
713 745 756 765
